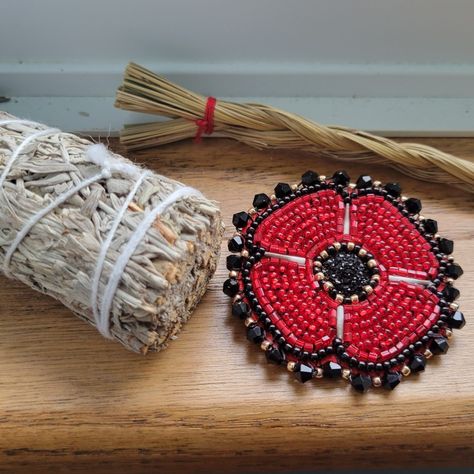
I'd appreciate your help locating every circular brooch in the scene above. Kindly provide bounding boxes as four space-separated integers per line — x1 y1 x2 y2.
223 171 465 392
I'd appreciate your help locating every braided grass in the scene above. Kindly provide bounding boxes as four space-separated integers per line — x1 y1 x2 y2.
115 62 474 193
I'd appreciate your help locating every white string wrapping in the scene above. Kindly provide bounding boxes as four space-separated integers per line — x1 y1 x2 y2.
98 185 203 338
3 170 108 278
0 121 59 190
0 127 202 340
89 168 151 335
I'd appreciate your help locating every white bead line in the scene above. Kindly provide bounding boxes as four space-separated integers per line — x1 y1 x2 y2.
264 251 306 266
343 202 350 235
389 275 431 286
336 305 345 339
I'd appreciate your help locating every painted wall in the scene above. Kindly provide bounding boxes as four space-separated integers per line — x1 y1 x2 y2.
3 0 474 65
1 0 473 132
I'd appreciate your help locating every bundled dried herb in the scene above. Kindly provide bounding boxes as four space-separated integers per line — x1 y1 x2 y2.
0 112 223 353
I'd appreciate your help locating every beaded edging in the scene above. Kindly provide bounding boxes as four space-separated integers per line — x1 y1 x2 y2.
223 171 465 392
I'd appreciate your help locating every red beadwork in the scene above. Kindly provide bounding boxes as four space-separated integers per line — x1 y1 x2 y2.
254 190 344 256
226 174 463 390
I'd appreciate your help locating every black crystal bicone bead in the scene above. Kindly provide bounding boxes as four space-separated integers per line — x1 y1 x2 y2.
410 354 426 373
253 193 271 209
246 325 265 344
223 279 239 297
384 182 402 197
265 346 285 365
356 175 372 189
301 170 319 186
430 336 449 355
423 218 438 234
438 238 454 254
405 197 422 214
226 254 243 271
332 337 343 347
228 235 244 252
294 363 314 383
232 211 250 229
442 286 460 302
383 372 402 390
274 182 292 199
323 361 342 378
350 374 372 393
445 263 463 279
332 170 350 186
448 311 466 329
232 300 250 319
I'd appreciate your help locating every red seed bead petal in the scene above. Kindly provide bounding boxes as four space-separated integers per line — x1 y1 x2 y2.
254 190 344 256
251 257 336 348
344 282 439 362
355 195 439 274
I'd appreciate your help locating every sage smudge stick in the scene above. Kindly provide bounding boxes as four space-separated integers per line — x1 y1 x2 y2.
0 112 223 353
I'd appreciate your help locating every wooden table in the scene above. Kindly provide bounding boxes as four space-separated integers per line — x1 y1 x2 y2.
1 138 473 473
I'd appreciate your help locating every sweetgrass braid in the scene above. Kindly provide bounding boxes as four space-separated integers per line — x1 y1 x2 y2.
115 63 474 193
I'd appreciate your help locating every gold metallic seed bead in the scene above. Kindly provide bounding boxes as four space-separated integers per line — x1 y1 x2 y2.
367 259 377 268
449 302 459 311
233 231 242 237
335 294 344 303
424 349 433 359
401 365 411 377
349 182 356 188
244 317 255 327
270 194 277 201
351 294 359 303
434 233 441 239
401 195 408 201
364 285 373 295
241 250 249 258
347 242 355 251
291 184 298 191
342 369 351 380
248 207 257 215
261 340 272 351
314 261 322 268
319 175 326 181
446 329 453 339
418 214 425 221
287 361 296 372
315 367 324 378
316 272 325 281
229 270 238 278
334 242 342 251
358 248 367 257
323 281 334 291
320 250 329 259
372 376 382 387
372 274 381 282
373 180 382 187
233 294 242 303
445 277 454 285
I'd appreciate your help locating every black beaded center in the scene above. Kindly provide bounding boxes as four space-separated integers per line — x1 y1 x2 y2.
321 251 371 297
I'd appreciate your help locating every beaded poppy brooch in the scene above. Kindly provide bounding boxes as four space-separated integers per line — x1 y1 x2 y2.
223 171 465 392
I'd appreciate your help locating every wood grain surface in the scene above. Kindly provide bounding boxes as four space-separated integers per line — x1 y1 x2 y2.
0 137 473 473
